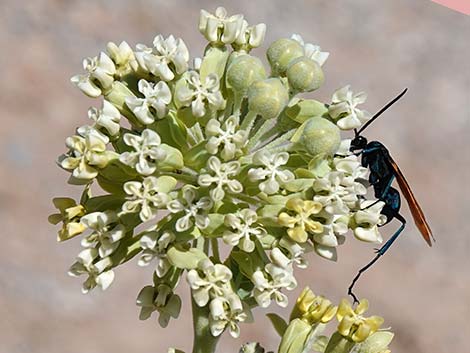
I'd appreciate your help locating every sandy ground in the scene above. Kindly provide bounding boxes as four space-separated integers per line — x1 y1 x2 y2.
0 1 469 352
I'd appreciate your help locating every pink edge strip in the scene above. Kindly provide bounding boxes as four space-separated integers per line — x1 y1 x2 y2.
431 0 470 15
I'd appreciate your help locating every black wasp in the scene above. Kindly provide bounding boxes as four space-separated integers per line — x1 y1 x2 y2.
346 88 434 303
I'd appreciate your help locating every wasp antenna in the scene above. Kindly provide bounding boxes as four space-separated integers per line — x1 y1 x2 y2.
357 88 408 135
354 128 358 136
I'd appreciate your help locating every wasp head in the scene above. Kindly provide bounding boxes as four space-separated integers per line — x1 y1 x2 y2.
350 135 367 152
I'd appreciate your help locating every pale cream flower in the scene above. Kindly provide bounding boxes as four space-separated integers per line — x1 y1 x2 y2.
329 86 371 130
248 151 295 195
138 231 175 277
135 34 189 81
68 248 114 293
186 259 233 307
353 200 387 243
291 34 329 66
252 263 297 308
199 7 244 44
234 20 266 51
78 100 121 137
71 52 116 97
176 71 225 118
59 128 115 180
122 176 177 222
119 129 167 176
313 171 367 215
223 209 266 252
167 186 213 232
206 115 248 161
126 79 172 124
48 198 86 241
80 211 126 258
198 156 243 202
209 294 249 338
106 41 137 74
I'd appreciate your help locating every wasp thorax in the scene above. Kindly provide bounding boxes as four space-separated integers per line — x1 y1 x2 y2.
292 117 341 157
226 55 267 95
287 56 324 92
247 78 289 120
267 38 304 76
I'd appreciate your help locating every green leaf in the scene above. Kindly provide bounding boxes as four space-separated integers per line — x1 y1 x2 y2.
167 246 208 269
266 313 288 337
230 250 265 277
110 232 143 266
236 278 254 300
184 141 211 170
283 178 314 192
104 81 141 126
155 175 178 193
308 156 332 178
158 144 184 171
257 204 284 218
200 214 225 237
285 99 328 124
84 194 125 213
166 113 188 148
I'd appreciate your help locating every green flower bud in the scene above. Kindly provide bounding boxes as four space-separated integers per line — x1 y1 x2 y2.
247 78 289 119
287 56 324 92
267 38 304 76
291 117 341 157
226 55 266 94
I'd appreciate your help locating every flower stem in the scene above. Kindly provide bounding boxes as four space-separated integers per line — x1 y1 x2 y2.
191 295 220 353
240 111 258 132
246 118 276 151
211 238 221 262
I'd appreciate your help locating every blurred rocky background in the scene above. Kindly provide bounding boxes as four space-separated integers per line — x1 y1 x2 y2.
0 0 469 352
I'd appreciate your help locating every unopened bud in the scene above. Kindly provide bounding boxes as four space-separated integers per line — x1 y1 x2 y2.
291 117 341 157
226 55 266 95
267 38 304 76
247 78 289 119
287 56 324 92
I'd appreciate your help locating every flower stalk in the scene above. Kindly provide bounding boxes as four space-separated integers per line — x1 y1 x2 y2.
192 295 220 353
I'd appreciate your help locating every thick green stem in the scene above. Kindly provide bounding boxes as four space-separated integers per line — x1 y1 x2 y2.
191 296 220 353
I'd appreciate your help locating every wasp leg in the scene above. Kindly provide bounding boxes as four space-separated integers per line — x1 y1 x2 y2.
348 253 382 304
348 214 406 303
374 214 406 255
361 176 395 211
334 149 366 158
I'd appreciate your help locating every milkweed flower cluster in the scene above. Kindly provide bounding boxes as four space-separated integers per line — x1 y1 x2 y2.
50 6 390 350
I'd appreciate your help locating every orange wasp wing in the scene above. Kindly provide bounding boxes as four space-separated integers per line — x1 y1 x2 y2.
387 155 434 246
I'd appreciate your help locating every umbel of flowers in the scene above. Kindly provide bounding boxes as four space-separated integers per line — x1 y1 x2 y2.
50 7 393 353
